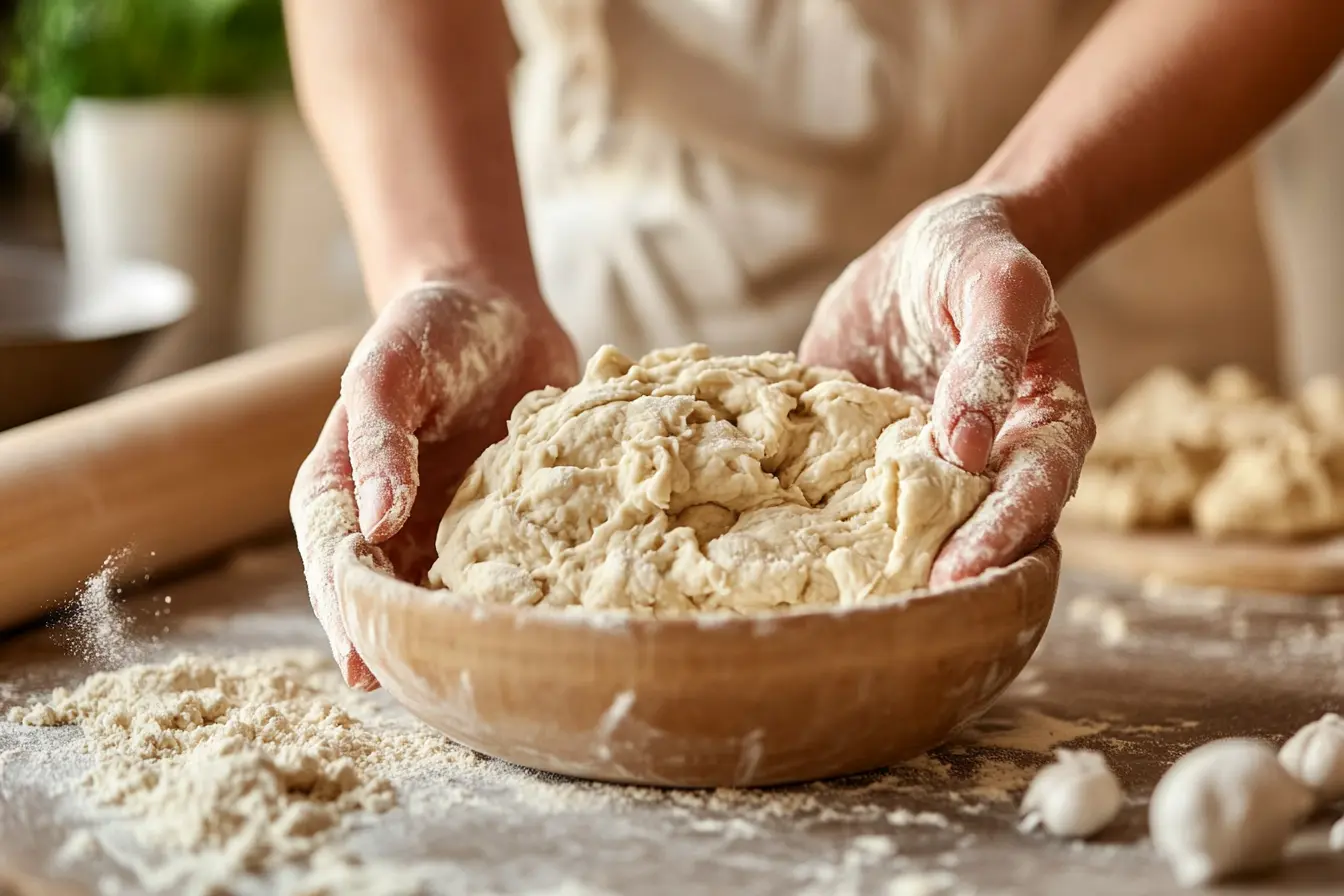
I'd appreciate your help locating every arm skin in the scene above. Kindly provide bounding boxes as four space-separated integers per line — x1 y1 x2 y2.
282 0 542 312
975 0 1344 284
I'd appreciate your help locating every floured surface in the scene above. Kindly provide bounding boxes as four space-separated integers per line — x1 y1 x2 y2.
4 542 1344 895
429 345 988 614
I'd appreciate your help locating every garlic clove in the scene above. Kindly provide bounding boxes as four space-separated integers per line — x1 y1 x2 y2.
1150 738 1314 888
1019 749 1124 839
1278 712 1344 802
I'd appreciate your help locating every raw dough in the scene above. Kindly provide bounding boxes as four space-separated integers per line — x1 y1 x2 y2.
1070 366 1344 539
1018 749 1124 838
1278 712 1344 802
428 345 990 614
1149 738 1313 887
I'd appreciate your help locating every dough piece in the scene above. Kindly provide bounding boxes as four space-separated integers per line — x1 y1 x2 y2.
1192 440 1344 540
1072 366 1344 540
1331 815 1344 852
1071 451 1204 530
428 345 990 614
1018 749 1124 838
1299 376 1344 446
1278 712 1344 802
1088 367 1215 457
1149 738 1313 887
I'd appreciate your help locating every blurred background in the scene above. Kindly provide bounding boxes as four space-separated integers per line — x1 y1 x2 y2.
0 0 1340 431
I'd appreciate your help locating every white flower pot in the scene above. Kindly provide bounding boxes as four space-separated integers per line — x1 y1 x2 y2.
53 98 258 384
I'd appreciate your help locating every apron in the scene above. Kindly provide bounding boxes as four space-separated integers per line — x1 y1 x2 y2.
505 0 1290 405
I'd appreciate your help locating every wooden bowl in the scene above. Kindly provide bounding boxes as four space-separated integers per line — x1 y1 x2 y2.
0 248 193 430
336 537 1060 788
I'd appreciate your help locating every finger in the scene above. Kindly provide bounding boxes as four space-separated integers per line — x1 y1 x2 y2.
930 319 1094 584
932 243 1054 474
290 401 380 691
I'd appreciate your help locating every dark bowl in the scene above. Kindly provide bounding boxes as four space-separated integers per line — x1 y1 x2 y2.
0 249 193 430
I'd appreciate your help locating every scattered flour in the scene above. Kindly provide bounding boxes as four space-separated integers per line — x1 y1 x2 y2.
7 650 470 893
64 549 142 668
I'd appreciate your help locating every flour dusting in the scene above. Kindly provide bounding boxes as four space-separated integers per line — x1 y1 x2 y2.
6 650 470 893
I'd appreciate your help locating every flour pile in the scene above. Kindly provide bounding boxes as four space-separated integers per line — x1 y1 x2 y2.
429 344 989 614
7 650 460 887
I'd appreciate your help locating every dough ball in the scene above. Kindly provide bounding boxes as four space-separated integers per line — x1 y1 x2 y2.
1149 738 1313 887
1071 451 1204 530
1206 365 1270 403
1191 440 1344 540
1071 366 1344 540
1018 749 1124 839
1278 712 1344 802
1299 376 1344 444
427 345 990 615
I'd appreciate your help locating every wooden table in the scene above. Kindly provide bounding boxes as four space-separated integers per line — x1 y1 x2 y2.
2 541 1343 895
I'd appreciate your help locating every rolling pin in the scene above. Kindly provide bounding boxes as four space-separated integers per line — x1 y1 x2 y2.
0 326 360 632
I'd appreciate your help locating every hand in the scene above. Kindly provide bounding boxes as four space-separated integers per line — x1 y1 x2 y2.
291 280 578 689
799 191 1095 584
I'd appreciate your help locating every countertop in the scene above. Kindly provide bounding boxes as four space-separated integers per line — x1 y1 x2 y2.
2 540 1343 895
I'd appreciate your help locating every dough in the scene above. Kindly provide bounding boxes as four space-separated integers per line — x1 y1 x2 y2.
1278 712 1344 802
1070 366 1344 539
1149 738 1313 887
1018 749 1124 839
428 345 990 614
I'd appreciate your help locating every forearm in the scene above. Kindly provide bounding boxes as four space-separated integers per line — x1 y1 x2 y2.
283 0 539 310
971 0 1344 283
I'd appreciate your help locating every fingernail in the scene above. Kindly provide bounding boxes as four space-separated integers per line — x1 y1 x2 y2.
356 477 392 539
948 411 994 473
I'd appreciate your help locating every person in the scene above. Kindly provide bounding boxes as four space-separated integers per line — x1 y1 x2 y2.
282 0 1344 690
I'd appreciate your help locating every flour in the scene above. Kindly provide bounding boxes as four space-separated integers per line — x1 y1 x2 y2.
7 650 470 893
64 549 141 669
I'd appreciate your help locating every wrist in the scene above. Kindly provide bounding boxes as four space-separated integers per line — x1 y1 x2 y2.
964 166 1092 287
371 250 547 319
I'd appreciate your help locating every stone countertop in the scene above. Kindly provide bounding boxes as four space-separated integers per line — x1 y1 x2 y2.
2 540 1343 895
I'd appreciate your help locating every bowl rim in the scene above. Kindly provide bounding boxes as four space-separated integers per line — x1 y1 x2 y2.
0 247 195 344
337 534 1060 632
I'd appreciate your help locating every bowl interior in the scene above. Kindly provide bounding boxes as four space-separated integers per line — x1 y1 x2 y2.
337 536 1060 788
0 249 194 429
0 248 192 345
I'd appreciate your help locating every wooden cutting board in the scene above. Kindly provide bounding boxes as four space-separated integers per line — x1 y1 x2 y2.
1059 524 1344 594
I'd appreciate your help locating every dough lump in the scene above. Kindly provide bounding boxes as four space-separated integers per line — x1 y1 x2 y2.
427 345 990 614
1070 366 1344 539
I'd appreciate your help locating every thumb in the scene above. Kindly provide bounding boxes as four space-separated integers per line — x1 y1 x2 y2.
932 245 1054 474
342 319 430 544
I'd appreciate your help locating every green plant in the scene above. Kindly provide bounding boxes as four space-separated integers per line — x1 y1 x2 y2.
10 0 290 135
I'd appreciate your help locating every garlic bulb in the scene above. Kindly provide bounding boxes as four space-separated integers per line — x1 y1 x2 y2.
1019 749 1124 838
1278 712 1344 801
1150 738 1313 887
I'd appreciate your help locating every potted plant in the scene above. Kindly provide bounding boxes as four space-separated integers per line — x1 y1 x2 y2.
9 0 291 380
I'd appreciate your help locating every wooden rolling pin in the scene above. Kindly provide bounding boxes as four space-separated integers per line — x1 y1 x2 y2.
0 327 360 632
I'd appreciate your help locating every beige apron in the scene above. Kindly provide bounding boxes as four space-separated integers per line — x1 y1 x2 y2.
507 0 1300 405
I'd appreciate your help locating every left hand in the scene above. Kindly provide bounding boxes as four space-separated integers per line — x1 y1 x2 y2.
799 190 1095 584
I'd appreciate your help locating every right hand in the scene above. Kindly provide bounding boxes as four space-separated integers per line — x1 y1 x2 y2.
291 279 577 690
